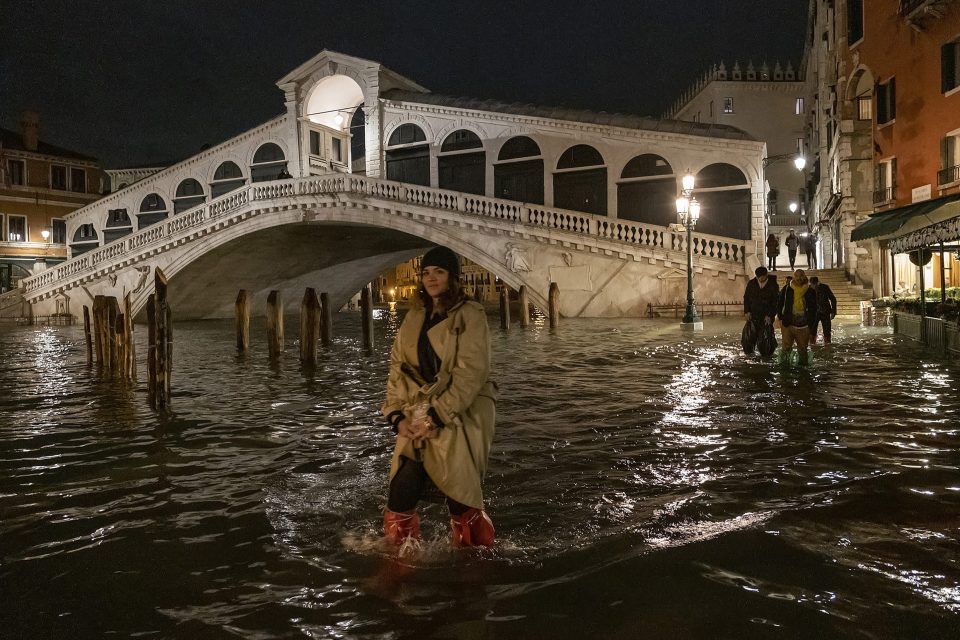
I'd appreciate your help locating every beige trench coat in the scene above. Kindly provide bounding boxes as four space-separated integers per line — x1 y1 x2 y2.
381 299 497 509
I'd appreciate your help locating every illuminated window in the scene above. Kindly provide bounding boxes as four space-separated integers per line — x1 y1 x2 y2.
723 97 734 114
857 96 872 120
795 97 805 115
8 215 27 242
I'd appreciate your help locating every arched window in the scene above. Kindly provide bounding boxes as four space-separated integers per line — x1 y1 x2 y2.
617 154 676 226
438 130 485 195
554 144 607 215
494 136 544 204
70 223 99 257
211 161 246 198
104 208 133 244
173 178 206 214
692 163 751 239
385 123 429 186
137 193 169 229
250 143 288 182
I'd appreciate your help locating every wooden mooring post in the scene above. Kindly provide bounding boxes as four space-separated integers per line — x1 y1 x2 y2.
499 286 510 330
360 286 374 352
518 285 530 328
124 293 136 381
300 287 320 364
548 282 560 329
235 289 250 354
93 295 105 369
320 292 333 347
147 267 172 410
266 290 284 359
82 305 93 365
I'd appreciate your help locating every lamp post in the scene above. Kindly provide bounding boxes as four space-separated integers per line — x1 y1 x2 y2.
677 172 703 330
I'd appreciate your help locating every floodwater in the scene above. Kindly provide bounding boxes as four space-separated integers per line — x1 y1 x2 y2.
1 311 958 639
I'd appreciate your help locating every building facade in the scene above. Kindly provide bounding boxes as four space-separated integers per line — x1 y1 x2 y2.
667 61 810 269
0 112 103 292
805 0 960 295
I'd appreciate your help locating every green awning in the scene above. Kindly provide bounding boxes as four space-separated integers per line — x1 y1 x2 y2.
851 193 960 242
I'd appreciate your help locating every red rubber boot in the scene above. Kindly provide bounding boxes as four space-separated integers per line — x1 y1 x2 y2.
383 509 420 544
450 508 495 547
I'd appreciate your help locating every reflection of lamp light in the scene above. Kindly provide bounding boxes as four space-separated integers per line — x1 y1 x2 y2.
677 172 702 329
789 202 798 213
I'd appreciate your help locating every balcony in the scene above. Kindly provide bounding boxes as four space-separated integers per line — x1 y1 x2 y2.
899 0 956 30
938 164 960 186
873 186 896 206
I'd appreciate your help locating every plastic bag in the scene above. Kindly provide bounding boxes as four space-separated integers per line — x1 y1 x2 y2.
741 320 758 354
757 323 777 358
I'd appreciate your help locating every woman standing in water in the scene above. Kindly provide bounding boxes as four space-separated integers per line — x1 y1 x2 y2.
381 245 497 547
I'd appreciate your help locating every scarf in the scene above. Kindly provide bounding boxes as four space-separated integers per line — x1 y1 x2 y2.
791 282 809 318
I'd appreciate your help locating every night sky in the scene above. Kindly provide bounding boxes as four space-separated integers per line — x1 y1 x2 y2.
1 1 809 169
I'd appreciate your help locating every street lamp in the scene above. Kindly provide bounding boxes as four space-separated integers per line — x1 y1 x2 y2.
762 152 806 170
677 171 703 330
789 202 798 213
41 228 51 242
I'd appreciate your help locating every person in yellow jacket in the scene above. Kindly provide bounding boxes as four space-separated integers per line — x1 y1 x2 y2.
381 245 498 547
776 269 818 365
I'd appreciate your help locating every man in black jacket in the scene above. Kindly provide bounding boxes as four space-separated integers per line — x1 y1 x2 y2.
743 267 780 354
809 276 838 344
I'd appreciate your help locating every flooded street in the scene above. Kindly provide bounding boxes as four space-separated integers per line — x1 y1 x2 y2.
1 313 958 639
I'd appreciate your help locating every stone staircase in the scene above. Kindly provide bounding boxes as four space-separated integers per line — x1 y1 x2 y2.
804 268 873 318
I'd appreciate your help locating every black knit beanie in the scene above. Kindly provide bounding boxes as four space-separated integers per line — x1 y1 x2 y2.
421 246 460 279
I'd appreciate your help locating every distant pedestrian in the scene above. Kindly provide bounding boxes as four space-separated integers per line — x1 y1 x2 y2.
777 269 818 365
742 267 779 355
785 229 800 270
766 233 779 270
803 231 818 269
809 276 837 344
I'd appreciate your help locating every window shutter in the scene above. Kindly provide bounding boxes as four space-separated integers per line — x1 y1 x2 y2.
891 158 897 188
889 78 896 120
876 82 886 124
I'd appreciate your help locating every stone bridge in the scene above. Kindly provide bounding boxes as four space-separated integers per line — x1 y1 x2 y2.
22 174 749 320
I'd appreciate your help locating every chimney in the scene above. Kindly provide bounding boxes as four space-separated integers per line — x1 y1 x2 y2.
20 111 40 152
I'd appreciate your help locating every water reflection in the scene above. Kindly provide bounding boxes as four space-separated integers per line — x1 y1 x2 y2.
1 317 959 638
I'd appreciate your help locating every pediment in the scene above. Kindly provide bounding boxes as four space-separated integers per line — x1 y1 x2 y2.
276 49 428 94
657 267 688 280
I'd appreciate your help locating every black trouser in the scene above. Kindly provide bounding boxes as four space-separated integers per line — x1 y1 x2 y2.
387 456 470 515
806 250 816 269
812 313 832 342
767 254 776 269
788 249 797 269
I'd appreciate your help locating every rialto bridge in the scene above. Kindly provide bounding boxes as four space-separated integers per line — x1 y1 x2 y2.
21 50 769 320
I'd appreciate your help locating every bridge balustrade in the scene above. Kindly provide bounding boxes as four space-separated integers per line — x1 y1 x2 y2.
23 174 747 299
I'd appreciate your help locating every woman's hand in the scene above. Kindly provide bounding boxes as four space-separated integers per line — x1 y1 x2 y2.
397 413 440 441
396 417 420 439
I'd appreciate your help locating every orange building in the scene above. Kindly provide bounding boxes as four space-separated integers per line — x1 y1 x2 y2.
846 0 960 294
0 112 103 292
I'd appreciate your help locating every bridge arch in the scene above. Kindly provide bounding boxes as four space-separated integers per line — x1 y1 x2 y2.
173 178 206 214
494 135 544 204
137 193 170 230
616 153 677 227
692 163 751 240
249 141 289 182
124 203 550 319
210 160 247 198
554 144 607 216
437 129 485 195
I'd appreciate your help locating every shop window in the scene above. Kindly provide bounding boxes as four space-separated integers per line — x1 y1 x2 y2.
251 143 288 182
554 145 607 215
494 136 543 204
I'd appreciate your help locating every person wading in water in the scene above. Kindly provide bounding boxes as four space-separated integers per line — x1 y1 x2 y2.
381 246 498 547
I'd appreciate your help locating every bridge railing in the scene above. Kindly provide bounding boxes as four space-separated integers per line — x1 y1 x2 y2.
23 174 746 297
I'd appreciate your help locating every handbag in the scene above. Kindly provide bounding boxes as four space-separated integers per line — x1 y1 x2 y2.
741 320 758 354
